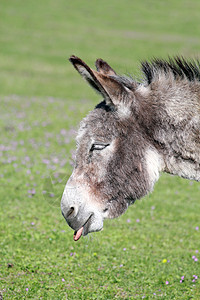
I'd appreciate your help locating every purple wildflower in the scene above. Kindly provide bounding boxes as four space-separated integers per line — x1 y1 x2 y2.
166 281 169 285
28 189 36 195
31 188 36 195
192 256 198 261
26 288 29 291
60 129 67 135
52 157 59 164
42 159 50 165
180 275 185 283
195 226 199 231
62 278 65 282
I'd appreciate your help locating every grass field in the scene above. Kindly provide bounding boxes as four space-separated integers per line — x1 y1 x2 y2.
0 0 200 299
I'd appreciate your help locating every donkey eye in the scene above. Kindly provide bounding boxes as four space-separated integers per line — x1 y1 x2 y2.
90 143 110 151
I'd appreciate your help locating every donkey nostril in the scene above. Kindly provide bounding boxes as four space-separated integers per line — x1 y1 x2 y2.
66 207 75 218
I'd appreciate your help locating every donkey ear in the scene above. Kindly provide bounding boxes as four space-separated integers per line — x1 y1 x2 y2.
95 58 117 76
69 55 130 106
69 55 111 104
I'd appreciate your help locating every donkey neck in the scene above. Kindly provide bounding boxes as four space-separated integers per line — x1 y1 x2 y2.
136 79 200 182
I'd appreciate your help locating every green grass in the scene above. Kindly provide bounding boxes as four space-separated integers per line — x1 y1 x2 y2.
0 0 200 299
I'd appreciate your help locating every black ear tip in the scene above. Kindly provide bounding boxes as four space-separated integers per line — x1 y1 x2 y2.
95 59 117 76
96 58 104 64
69 55 79 64
95 58 106 68
69 56 88 69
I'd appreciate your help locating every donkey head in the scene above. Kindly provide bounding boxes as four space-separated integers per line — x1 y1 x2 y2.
61 56 162 240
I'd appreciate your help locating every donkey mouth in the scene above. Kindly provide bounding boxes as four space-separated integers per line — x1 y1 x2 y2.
73 214 93 241
73 227 84 241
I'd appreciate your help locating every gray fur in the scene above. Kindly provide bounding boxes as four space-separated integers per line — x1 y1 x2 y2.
61 56 200 238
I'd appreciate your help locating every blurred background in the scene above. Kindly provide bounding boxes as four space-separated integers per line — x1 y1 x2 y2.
1 0 200 99
1 0 200 298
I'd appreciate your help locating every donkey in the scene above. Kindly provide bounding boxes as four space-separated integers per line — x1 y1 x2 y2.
61 55 200 241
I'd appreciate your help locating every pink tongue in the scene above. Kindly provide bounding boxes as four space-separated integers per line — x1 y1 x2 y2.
73 227 83 241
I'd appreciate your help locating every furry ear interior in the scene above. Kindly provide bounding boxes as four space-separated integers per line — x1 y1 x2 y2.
69 55 131 107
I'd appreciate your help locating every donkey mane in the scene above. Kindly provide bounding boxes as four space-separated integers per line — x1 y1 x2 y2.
111 57 200 91
141 56 200 85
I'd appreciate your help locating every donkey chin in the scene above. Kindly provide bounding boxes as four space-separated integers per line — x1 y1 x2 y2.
61 180 106 241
